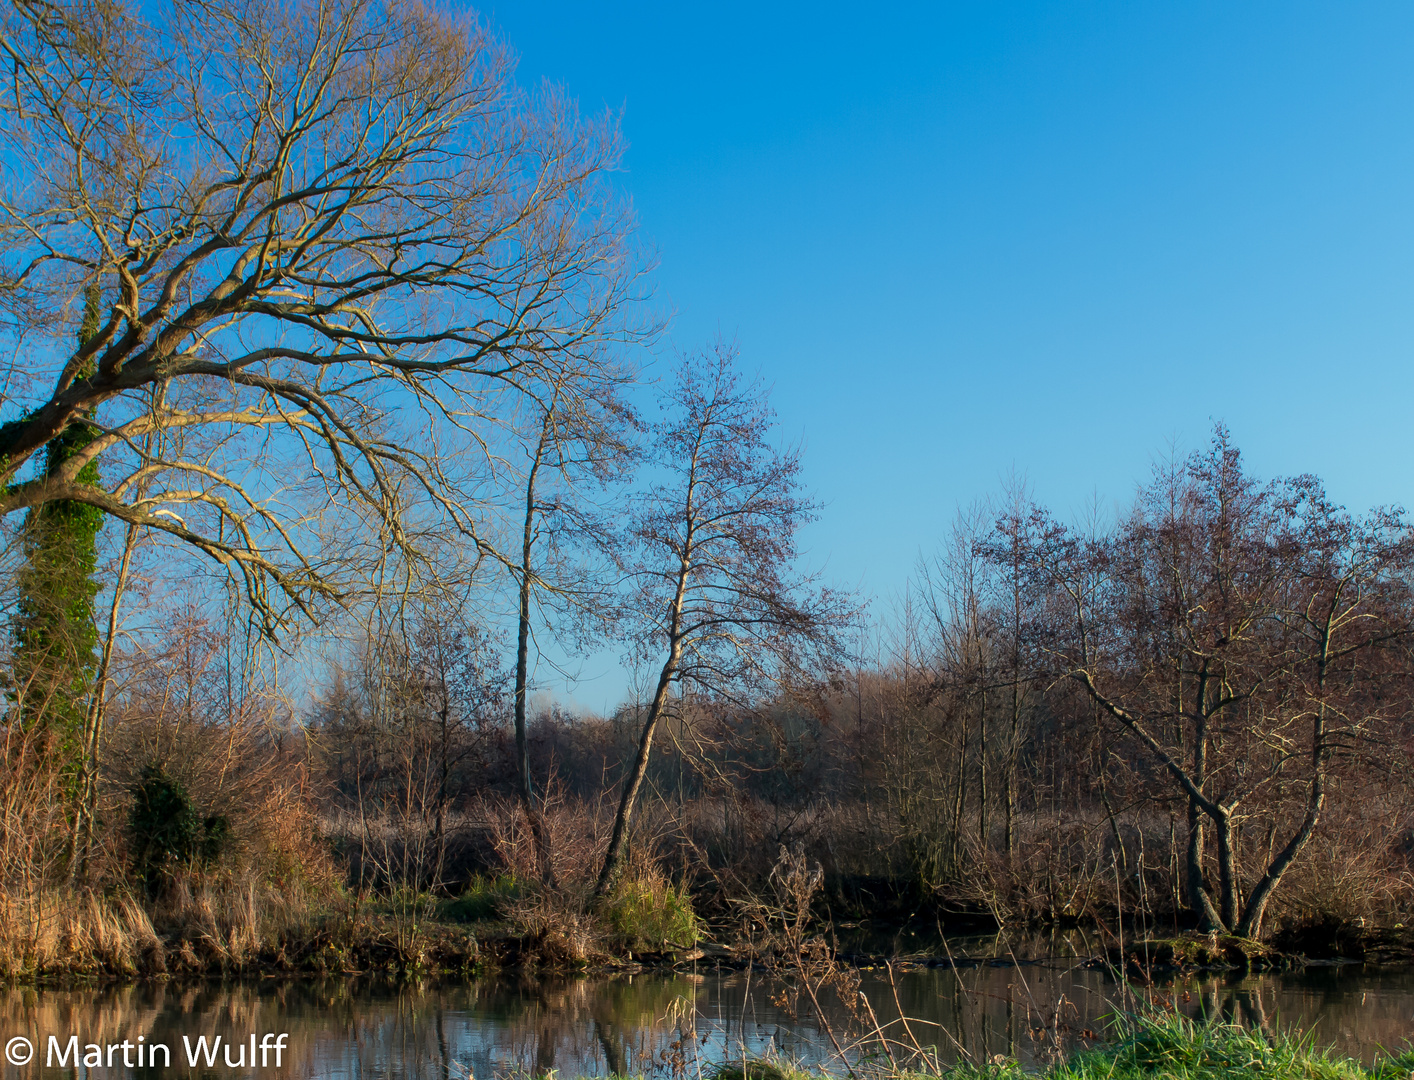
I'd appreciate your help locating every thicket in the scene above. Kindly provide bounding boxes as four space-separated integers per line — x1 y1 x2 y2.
308 430 1414 947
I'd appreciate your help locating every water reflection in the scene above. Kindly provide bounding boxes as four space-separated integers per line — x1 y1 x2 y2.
1 962 1410 1078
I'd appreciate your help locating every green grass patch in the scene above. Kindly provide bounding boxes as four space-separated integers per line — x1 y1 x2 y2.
708 1063 812 1080
441 874 522 923
697 1012 1414 1080
605 870 700 951
948 1012 1413 1080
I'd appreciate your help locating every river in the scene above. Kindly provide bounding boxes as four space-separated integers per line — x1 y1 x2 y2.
2 955 1411 1077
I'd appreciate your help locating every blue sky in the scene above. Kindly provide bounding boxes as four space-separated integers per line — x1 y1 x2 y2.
486 1 1414 709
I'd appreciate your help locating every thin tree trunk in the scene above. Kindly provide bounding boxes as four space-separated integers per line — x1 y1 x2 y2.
1099 751 1126 871
515 414 554 884
1005 655 1019 863
977 670 988 848
435 696 449 887
1005 540 1023 863
950 711 969 875
593 550 691 902
69 517 139 881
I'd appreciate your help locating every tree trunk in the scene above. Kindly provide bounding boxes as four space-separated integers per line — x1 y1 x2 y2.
1186 800 1225 931
435 697 449 886
593 641 682 900
70 516 139 881
1005 665 1019 863
1186 703 1226 931
593 549 692 902
1005 550 1022 863
950 709 969 876
1234 708 1327 938
1214 804 1239 931
515 416 554 884
977 678 988 849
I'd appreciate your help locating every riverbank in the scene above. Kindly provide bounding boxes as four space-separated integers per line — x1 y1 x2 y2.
5 875 1413 984
10 916 1414 986
1107 928 1414 976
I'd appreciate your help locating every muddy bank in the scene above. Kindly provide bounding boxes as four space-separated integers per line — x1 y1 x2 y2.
11 911 1414 987
1105 926 1414 976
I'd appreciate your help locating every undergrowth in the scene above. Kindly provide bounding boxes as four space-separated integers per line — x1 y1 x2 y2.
442 875 523 923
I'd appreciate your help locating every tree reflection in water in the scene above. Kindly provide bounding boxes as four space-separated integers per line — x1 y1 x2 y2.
2 963 1411 1078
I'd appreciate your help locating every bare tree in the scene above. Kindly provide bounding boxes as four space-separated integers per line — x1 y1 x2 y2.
509 378 636 883
918 506 997 865
592 344 849 900
1024 429 1413 938
979 479 1046 864
0 0 649 633
406 603 505 882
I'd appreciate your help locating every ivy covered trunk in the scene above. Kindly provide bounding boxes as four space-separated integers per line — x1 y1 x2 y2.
10 286 103 797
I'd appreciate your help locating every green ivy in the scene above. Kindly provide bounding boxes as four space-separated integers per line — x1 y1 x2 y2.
127 765 231 896
9 285 104 792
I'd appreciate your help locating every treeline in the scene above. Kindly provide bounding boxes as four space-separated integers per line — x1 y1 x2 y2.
307 427 1414 942
3 425 1413 973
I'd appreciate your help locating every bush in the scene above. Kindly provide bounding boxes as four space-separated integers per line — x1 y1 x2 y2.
128 766 193 895
441 875 522 923
605 868 699 951
127 764 235 896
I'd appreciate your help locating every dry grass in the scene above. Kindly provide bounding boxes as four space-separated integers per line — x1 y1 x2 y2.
0 718 341 980
0 870 341 978
480 788 705 964
0 887 159 977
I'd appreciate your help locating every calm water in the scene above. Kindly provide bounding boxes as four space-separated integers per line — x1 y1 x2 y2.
1 960 1411 1077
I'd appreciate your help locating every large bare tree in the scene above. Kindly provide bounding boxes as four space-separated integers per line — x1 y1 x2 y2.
0 0 648 633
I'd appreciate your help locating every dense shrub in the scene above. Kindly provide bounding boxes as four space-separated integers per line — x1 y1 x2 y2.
605 868 699 951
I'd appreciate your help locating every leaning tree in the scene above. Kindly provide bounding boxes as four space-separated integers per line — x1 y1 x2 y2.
593 345 850 900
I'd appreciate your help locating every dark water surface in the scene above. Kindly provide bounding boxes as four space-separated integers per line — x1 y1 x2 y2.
2 959 1412 1078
